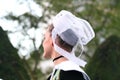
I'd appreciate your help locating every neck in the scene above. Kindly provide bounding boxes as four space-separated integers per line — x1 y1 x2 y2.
51 50 68 65
53 56 68 65
53 55 64 62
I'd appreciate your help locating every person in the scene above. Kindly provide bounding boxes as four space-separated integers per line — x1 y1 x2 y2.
42 10 95 80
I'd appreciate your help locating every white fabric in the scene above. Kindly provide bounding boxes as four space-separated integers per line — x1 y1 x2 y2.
52 10 95 67
54 44 87 67
54 61 85 73
52 10 95 45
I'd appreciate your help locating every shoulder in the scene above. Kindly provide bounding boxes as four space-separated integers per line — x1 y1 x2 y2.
55 61 85 73
47 69 90 80
54 61 90 80
59 70 86 80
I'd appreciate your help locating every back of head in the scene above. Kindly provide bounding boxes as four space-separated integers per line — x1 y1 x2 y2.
51 10 95 67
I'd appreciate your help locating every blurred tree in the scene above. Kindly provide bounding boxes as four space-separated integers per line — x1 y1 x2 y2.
85 35 120 80
0 27 30 80
4 1 47 80
2 0 120 79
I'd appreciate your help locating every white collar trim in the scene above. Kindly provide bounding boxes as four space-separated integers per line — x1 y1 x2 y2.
54 61 85 73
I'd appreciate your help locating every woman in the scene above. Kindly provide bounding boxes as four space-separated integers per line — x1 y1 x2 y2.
42 10 95 80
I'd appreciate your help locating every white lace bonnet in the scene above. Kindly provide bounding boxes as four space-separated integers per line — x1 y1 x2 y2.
51 10 95 67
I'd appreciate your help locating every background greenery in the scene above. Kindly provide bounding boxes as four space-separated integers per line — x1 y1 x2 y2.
85 35 120 80
0 27 30 80
0 0 120 80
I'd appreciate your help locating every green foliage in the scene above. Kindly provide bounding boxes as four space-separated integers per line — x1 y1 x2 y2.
0 27 30 80
85 35 120 80
2 0 120 79
5 12 41 29
26 45 44 80
50 0 74 12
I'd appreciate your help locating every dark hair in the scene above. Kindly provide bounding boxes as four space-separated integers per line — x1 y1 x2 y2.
48 24 54 36
48 24 73 52
56 35 73 52
48 24 54 32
